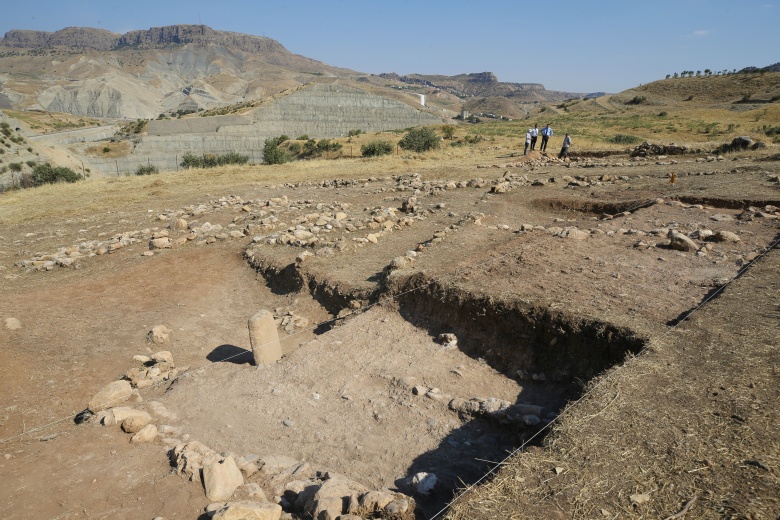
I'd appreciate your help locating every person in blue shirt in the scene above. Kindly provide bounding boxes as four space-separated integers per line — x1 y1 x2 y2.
540 123 553 151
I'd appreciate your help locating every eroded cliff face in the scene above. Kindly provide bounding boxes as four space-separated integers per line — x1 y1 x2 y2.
0 25 284 54
0 25 346 119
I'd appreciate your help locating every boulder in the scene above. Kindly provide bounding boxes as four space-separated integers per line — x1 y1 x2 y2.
101 406 141 426
712 230 741 243
88 380 133 412
122 411 152 433
259 454 300 476
148 325 171 345
411 472 437 495
151 350 174 366
305 478 368 520
130 424 158 444
667 230 699 252
149 237 171 250
171 218 189 232
203 456 245 502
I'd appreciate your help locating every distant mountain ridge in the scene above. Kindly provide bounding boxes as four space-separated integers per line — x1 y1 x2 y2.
1 24 285 54
1 23 616 123
0 24 361 119
380 71 602 113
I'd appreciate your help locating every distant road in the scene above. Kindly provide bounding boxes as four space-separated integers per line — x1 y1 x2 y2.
27 125 117 141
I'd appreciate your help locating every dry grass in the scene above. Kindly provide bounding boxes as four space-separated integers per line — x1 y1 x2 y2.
4 108 103 133
445 249 780 518
82 140 133 158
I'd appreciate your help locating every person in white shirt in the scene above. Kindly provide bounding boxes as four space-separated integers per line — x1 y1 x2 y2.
524 129 532 155
530 124 539 150
540 124 553 151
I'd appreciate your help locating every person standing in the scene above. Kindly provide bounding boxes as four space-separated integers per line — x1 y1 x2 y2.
530 124 539 150
524 128 532 155
540 123 553 151
559 133 572 160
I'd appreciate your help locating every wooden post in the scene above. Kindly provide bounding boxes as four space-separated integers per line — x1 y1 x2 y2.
115 160 119 177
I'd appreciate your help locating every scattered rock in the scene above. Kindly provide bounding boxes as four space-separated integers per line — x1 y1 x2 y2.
211 501 282 520
711 230 741 243
88 380 133 412
148 325 171 345
130 424 158 443
667 230 699 252
410 472 437 495
4 317 21 330
121 411 152 433
203 456 245 502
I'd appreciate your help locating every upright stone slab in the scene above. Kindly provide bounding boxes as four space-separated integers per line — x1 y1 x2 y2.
248 310 282 366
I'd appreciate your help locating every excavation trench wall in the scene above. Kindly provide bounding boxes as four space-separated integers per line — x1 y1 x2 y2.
388 273 645 384
245 253 381 318
247 251 645 385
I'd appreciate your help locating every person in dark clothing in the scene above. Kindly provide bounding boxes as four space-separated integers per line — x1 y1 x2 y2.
559 133 571 159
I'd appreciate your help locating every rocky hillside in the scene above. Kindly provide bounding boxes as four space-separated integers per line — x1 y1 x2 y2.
380 71 598 102
378 71 604 119
0 25 360 119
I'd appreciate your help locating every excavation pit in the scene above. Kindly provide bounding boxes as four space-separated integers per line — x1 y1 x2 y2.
159 270 644 518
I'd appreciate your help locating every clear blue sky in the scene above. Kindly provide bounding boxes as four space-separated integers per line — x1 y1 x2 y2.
1 0 777 93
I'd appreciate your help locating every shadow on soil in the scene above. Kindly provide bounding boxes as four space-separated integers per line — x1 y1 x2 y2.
206 344 253 364
388 273 646 518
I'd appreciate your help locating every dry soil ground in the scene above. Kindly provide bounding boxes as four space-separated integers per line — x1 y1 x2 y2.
1 149 779 519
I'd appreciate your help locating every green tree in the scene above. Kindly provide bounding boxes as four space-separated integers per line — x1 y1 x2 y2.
441 125 456 139
398 127 440 153
263 137 291 165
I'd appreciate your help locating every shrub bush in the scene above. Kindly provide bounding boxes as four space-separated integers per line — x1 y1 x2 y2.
263 137 291 165
441 125 456 139
399 127 440 152
626 96 647 105
9 162 22 172
180 153 202 169
135 164 159 175
316 139 342 153
608 134 641 145
31 163 81 185
361 140 393 157
180 152 250 169
103 146 111 153
348 129 363 137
